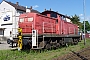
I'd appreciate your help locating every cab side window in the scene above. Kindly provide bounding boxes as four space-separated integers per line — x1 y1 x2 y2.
50 13 57 18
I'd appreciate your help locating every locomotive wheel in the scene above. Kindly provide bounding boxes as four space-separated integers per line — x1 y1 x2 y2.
39 42 43 47
74 39 78 45
65 43 69 47
52 44 56 50
61 40 65 46
56 43 60 48
45 43 51 50
75 39 78 45
73 39 76 45
71 40 74 45
39 41 46 48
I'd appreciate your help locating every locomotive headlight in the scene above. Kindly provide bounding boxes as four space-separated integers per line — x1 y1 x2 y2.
32 30 35 36
33 30 35 33
28 17 33 22
32 30 36 37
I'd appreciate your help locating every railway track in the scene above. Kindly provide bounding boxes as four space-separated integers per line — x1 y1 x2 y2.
65 47 90 60
53 47 90 60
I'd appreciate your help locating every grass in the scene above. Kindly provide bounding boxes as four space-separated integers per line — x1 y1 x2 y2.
0 38 90 60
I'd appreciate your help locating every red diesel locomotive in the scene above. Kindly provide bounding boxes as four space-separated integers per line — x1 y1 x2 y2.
11 10 81 50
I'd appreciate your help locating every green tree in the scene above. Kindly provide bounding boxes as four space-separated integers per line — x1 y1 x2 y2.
82 21 90 33
70 14 83 31
70 14 80 24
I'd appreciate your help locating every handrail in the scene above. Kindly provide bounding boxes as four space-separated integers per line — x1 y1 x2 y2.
43 22 55 34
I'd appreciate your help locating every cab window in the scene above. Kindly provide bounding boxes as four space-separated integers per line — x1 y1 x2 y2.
50 13 57 18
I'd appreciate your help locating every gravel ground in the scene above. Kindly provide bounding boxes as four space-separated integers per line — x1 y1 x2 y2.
0 41 17 50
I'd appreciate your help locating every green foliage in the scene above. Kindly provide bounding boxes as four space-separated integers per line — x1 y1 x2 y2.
0 39 90 60
70 14 80 24
70 14 90 33
70 14 83 31
82 21 90 33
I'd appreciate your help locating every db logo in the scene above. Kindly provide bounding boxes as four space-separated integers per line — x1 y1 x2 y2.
3 15 10 21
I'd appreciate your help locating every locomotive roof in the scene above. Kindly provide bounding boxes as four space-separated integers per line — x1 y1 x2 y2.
42 10 71 19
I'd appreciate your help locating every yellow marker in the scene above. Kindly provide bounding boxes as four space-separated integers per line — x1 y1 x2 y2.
18 28 22 35
18 28 23 50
